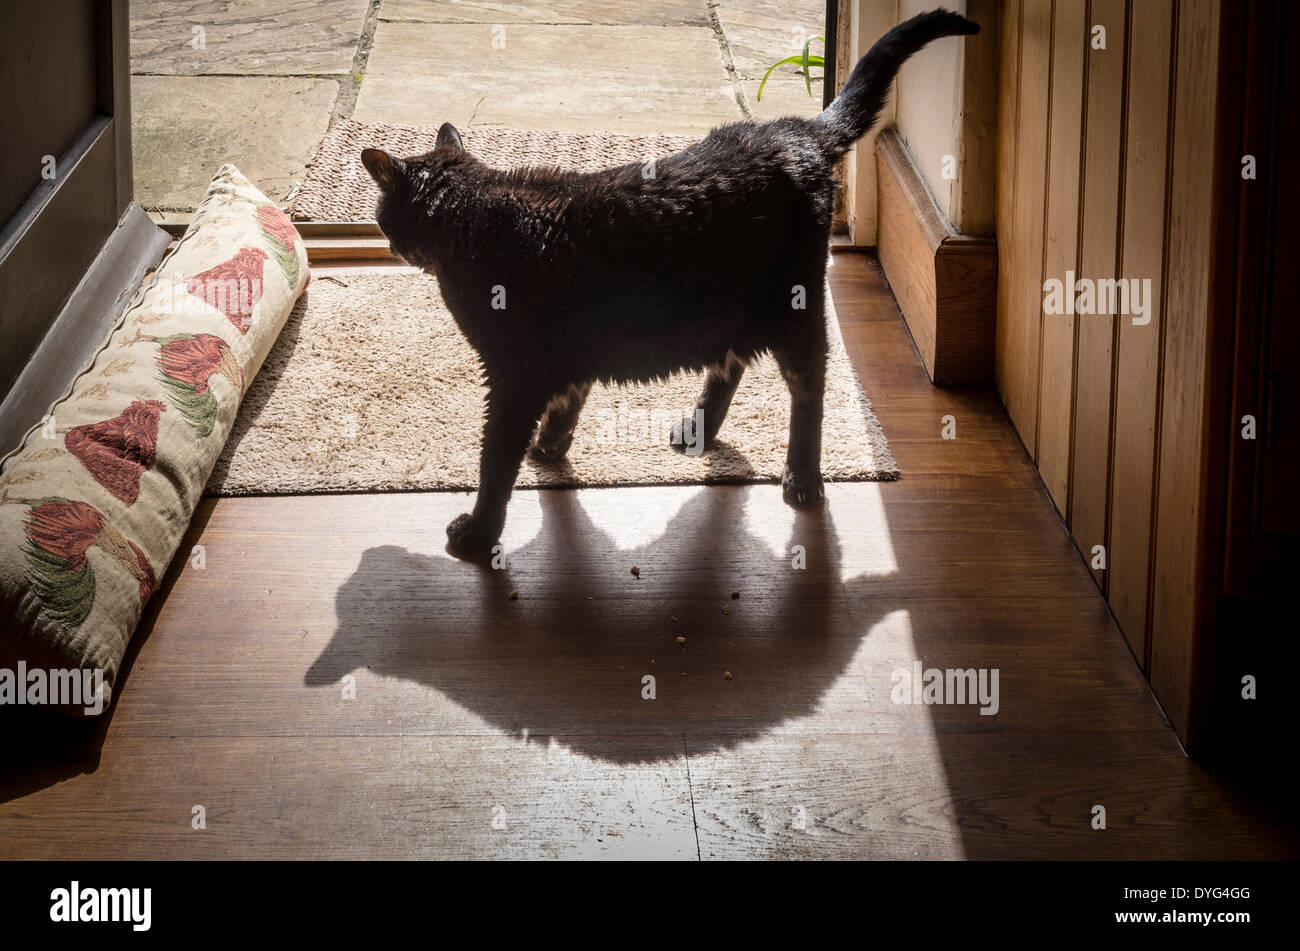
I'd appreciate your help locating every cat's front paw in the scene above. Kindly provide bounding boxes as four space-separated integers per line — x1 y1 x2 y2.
782 465 825 507
669 416 708 455
445 512 499 561
528 434 573 464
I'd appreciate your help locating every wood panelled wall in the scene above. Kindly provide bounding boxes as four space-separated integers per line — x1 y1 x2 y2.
995 0 1225 741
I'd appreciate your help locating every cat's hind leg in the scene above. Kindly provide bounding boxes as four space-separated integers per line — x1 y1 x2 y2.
772 325 828 507
529 382 592 463
447 386 549 560
671 351 747 454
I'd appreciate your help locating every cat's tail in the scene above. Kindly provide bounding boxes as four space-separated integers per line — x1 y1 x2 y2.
811 9 979 159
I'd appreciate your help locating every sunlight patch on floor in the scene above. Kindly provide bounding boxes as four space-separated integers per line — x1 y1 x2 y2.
824 482 899 581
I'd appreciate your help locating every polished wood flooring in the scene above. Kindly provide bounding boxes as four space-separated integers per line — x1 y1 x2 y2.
2 253 1294 859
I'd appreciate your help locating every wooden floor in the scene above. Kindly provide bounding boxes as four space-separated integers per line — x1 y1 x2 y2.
2 253 1294 860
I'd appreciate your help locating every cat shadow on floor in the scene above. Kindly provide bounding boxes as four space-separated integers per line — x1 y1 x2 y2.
307 485 884 765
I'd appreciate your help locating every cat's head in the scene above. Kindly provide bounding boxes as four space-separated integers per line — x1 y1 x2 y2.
361 123 470 269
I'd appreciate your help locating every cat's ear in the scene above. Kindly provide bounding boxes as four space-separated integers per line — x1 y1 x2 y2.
435 122 464 151
361 148 406 190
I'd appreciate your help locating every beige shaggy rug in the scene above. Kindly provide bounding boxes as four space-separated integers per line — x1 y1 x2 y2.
205 272 898 496
293 120 702 221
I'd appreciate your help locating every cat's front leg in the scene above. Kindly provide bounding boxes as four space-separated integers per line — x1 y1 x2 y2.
774 344 827 507
671 352 747 454
447 387 547 560
529 382 592 463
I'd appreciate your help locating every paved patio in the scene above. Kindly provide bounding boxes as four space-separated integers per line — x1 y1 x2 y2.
130 0 827 216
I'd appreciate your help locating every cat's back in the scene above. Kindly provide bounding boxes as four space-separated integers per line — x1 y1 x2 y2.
560 118 831 244
669 118 829 182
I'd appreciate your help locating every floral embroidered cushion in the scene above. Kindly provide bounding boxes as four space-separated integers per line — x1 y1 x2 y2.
0 164 308 714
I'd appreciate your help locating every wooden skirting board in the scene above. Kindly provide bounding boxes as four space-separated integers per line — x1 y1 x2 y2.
875 129 997 385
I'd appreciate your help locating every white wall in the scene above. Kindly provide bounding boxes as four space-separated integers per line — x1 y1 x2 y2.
895 0 966 224
843 0 898 245
842 0 998 242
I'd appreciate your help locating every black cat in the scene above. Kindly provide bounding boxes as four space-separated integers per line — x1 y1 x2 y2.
362 9 978 560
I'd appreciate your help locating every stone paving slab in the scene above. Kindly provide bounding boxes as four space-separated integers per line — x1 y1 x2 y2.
716 0 826 81
132 76 339 210
128 1 834 214
130 0 371 75
354 22 741 132
379 0 708 26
